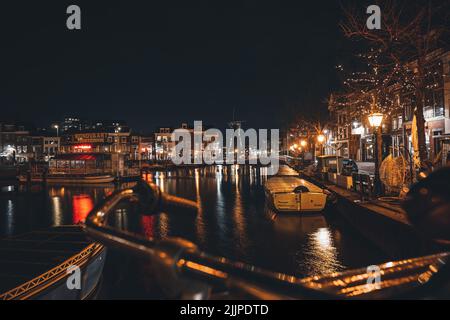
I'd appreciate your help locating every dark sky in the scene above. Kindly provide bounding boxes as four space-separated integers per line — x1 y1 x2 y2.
0 1 354 132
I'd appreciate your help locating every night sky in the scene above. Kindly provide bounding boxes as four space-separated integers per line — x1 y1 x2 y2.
1 1 359 132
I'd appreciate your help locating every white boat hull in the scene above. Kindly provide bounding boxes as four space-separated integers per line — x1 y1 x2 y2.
266 191 327 212
264 171 328 213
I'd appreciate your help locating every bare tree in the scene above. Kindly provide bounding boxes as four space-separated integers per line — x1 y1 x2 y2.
340 0 449 168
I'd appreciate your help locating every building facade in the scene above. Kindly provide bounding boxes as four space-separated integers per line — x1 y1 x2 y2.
329 49 450 166
0 123 33 164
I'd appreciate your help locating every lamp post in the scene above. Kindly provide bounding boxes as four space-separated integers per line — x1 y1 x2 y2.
53 124 59 137
368 112 384 197
317 134 326 157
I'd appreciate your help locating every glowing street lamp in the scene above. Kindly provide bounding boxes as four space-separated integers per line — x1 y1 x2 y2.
368 113 383 128
300 140 307 148
317 134 326 144
53 124 59 137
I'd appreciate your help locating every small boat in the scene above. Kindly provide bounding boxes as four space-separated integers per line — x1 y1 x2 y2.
0 226 106 300
18 174 115 184
265 166 328 212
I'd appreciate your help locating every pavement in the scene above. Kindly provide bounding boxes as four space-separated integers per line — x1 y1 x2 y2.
356 161 375 175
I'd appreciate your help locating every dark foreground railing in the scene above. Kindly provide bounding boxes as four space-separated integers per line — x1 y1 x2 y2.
85 181 450 299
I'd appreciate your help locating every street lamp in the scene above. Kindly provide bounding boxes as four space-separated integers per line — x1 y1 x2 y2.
317 134 326 144
300 140 307 148
368 112 384 196
316 134 326 158
53 124 59 137
368 113 383 128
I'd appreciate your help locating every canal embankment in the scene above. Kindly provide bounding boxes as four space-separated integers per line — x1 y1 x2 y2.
298 170 442 259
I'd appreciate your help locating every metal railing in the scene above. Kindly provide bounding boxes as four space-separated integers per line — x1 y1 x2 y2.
84 181 450 299
0 241 104 300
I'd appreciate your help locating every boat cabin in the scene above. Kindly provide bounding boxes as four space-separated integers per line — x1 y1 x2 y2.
49 153 112 175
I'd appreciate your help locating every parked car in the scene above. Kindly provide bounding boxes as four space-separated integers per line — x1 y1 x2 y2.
341 158 359 176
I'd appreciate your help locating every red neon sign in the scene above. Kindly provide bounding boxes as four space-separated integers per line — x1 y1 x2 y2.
74 144 92 150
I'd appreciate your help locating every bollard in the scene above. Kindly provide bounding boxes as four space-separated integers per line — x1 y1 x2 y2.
359 174 364 202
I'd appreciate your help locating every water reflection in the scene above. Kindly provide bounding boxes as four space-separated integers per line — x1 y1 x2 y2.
4 200 14 236
0 165 386 277
298 227 344 275
0 184 113 236
72 194 94 224
136 165 386 276
51 196 63 225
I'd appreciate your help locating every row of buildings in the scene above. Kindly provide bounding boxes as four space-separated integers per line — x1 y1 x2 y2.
0 118 224 165
326 49 450 167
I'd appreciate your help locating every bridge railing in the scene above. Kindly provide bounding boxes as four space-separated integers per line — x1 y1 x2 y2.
85 181 450 299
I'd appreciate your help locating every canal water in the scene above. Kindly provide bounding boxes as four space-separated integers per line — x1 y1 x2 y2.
0 165 387 281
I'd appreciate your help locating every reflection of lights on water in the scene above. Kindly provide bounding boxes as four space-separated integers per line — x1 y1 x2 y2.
195 168 206 243
233 165 240 190
299 227 344 276
4 185 14 192
155 171 165 193
216 166 223 200
114 208 129 230
141 215 155 239
314 228 332 249
52 196 63 225
158 213 169 238
6 200 14 235
232 166 247 255
72 194 94 224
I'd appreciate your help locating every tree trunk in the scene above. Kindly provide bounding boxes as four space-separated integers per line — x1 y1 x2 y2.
415 40 428 167
415 94 428 165
415 64 428 166
377 126 382 165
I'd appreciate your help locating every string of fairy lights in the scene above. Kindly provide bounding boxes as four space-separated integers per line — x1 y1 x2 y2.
332 46 445 124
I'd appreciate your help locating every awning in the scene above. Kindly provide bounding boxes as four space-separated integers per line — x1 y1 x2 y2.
54 153 110 161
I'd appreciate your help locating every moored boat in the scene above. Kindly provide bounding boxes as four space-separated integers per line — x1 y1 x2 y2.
18 173 115 184
264 175 328 212
0 226 106 300
19 153 118 184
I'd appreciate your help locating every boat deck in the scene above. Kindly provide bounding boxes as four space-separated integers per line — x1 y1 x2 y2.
276 166 300 176
0 226 91 294
265 176 324 194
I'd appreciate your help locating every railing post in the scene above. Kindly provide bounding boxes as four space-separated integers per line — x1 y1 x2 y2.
360 174 365 202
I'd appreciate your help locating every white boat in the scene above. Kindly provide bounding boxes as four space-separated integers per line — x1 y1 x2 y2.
264 176 328 212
